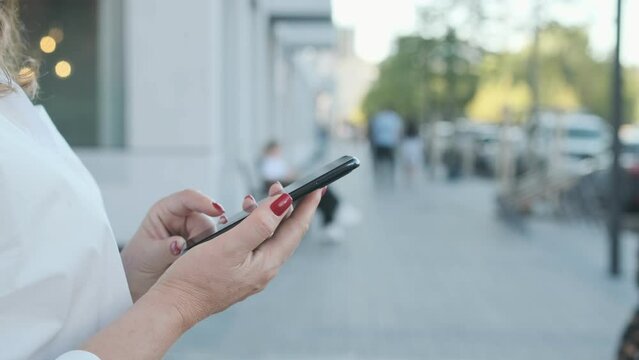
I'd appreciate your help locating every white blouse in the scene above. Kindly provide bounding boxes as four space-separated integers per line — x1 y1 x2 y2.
0 85 131 359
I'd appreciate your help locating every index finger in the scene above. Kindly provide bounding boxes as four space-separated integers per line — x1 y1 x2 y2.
159 189 225 218
218 192 293 255
256 188 323 268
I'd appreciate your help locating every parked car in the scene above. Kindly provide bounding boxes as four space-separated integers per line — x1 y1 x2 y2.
424 120 455 167
472 124 499 177
618 125 639 212
567 124 639 216
470 123 525 178
532 111 611 177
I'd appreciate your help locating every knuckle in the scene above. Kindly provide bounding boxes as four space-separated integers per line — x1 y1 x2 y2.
265 267 279 282
257 268 278 288
249 279 263 293
251 277 268 293
253 215 276 239
150 200 164 213
290 218 310 237
180 188 201 199
298 219 310 234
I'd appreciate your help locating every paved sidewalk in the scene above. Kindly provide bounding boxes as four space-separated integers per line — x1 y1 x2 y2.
168 142 638 360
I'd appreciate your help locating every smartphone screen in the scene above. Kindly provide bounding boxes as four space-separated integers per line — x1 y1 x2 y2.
185 155 360 250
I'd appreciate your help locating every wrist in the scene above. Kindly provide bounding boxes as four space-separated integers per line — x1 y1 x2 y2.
82 284 191 359
145 282 206 333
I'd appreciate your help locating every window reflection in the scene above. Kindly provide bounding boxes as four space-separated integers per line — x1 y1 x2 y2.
21 0 98 147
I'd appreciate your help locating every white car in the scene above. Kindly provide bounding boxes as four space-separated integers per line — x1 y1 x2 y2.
533 112 611 176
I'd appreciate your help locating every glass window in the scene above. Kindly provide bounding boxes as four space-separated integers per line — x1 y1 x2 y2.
20 0 124 148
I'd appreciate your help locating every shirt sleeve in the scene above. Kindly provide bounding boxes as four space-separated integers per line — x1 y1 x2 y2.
56 350 101 360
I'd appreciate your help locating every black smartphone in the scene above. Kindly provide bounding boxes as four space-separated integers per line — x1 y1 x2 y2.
185 155 360 250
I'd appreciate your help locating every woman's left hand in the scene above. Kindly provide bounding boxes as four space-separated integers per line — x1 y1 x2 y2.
121 189 233 302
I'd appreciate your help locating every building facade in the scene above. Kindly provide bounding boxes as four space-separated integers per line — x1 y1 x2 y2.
27 0 335 242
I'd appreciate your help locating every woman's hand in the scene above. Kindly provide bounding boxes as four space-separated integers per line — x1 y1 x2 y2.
121 190 226 302
149 184 323 329
83 184 323 359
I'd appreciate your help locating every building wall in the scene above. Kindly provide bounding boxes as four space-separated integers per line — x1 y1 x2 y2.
78 0 226 242
77 0 332 244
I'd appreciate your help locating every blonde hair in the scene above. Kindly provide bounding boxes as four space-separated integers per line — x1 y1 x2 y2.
0 0 38 98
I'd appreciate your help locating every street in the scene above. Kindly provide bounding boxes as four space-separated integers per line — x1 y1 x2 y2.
167 142 638 360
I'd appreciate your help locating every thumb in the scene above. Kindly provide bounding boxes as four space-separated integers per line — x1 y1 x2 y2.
148 236 187 268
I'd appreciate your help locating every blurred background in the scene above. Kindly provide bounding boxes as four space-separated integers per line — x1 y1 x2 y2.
18 0 639 358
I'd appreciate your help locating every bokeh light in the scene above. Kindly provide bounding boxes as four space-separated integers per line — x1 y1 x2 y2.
48 27 64 43
39 36 57 53
54 60 72 79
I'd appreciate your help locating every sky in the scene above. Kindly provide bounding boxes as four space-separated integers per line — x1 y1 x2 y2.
332 0 639 66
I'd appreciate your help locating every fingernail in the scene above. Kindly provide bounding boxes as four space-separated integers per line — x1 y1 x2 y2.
212 202 225 213
270 193 292 216
170 240 182 256
219 215 228 225
244 194 256 203
322 187 328 197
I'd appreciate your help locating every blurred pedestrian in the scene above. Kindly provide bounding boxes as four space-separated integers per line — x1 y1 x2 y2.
369 107 403 188
443 138 463 181
259 140 296 190
0 3 323 358
260 141 360 242
400 121 424 186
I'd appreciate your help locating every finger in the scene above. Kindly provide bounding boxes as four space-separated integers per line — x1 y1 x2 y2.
268 182 285 197
219 192 293 255
257 188 323 267
219 215 228 225
160 189 225 218
242 195 258 213
186 213 217 238
148 236 187 267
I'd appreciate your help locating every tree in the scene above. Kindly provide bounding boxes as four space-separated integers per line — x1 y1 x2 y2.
364 23 639 125
466 23 639 123
362 32 481 123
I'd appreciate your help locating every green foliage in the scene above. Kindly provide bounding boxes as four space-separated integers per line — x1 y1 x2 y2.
364 20 639 125
529 24 612 118
362 37 425 121
516 23 637 122
362 31 481 123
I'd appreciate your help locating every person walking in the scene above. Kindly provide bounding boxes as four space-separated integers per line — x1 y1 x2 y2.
400 122 424 186
369 108 403 188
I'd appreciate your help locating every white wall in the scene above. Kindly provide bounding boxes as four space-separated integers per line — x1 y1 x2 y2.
79 0 227 242
78 0 333 243
263 0 331 18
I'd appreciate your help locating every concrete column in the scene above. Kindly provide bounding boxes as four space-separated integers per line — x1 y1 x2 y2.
272 43 287 143
78 0 228 241
253 4 274 152
125 0 221 150
97 0 124 147
218 0 260 206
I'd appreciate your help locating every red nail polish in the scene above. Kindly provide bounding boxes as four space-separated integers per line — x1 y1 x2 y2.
219 215 228 225
270 193 292 216
244 194 256 202
212 202 225 213
170 241 181 256
322 187 328 197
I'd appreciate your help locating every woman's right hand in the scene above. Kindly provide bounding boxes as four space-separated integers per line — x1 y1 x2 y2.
148 186 324 330
82 185 323 359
